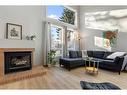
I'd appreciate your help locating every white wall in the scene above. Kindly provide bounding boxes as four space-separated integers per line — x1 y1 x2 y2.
0 6 46 65
80 6 127 52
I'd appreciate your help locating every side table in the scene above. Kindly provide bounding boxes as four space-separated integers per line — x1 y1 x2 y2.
84 57 100 75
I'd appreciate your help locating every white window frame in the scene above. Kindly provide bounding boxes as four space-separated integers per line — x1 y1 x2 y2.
64 6 78 27
50 24 64 57
46 5 78 27
45 6 79 57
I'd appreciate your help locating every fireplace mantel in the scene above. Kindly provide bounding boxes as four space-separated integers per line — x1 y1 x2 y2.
0 48 35 52
0 48 35 77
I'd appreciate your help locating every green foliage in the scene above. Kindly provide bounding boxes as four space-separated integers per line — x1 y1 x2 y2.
47 50 56 65
56 28 61 40
59 8 75 25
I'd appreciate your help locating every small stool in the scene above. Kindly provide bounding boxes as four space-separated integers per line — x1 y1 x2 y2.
80 81 121 90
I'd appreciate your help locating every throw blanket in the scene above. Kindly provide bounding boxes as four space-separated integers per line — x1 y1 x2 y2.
121 55 127 71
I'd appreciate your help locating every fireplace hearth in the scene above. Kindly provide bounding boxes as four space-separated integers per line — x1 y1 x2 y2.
4 52 32 74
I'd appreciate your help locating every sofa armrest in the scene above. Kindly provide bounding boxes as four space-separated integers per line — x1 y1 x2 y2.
114 56 124 68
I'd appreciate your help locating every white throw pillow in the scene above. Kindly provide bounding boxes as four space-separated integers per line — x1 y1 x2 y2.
82 50 88 58
121 55 127 70
107 52 126 59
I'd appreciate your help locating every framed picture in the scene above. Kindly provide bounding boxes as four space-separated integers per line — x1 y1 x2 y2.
103 31 118 47
6 23 22 40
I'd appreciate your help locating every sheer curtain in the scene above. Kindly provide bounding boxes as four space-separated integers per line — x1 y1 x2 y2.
44 22 51 65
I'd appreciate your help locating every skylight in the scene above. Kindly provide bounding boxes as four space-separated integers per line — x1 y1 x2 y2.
85 9 127 32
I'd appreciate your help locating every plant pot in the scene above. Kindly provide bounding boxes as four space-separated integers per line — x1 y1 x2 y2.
43 64 48 67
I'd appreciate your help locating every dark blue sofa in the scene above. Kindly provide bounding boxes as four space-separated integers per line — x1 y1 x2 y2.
59 51 85 71
59 51 125 74
87 51 125 74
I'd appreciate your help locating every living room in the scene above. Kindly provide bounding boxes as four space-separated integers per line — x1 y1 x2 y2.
0 2 127 93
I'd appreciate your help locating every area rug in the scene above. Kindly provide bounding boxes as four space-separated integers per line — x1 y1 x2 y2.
80 81 121 90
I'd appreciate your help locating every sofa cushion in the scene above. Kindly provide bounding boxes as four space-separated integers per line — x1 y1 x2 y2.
99 59 116 70
107 52 126 59
87 51 93 57
69 51 77 58
92 51 105 59
103 52 113 59
77 51 82 58
60 58 83 61
101 59 114 64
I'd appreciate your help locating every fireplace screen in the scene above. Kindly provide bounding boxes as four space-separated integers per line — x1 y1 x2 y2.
10 56 30 66
4 52 32 74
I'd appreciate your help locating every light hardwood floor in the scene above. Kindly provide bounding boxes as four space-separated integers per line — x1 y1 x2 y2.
0 66 126 89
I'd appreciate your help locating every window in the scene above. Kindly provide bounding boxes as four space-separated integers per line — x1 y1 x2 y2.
85 9 127 31
67 29 75 51
47 6 76 25
50 24 63 57
46 6 79 58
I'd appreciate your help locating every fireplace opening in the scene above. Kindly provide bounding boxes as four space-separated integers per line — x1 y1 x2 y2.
4 52 32 74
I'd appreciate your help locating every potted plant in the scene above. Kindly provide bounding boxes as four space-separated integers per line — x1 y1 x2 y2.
47 50 56 67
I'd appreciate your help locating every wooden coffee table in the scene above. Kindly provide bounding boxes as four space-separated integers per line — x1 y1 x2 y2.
84 57 101 75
